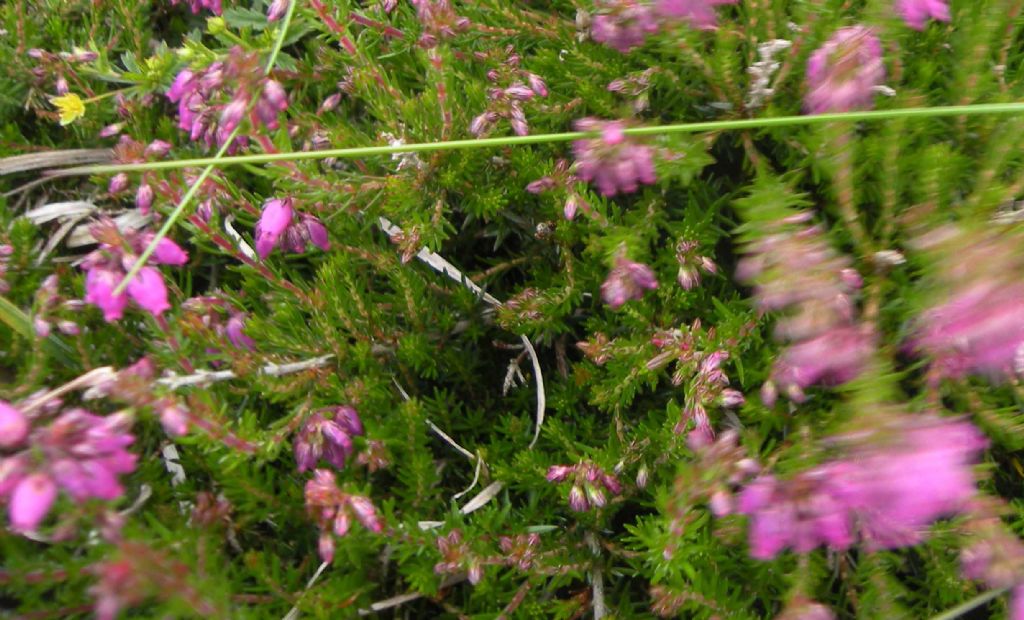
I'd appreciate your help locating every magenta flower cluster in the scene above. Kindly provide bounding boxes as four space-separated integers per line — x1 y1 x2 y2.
573 118 657 197
167 48 288 150
304 469 383 563
805 26 885 114
601 251 658 309
294 406 365 473
896 0 950 30
590 0 737 52
469 48 548 137
546 461 623 512
254 198 330 259
1 401 137 533
736 212 873 403
735 414 985 559
80 220 188 322
911 225 1024 383
435 529 485 584
169 0 221 15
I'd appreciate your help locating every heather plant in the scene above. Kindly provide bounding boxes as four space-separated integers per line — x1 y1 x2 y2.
4 0 1024 618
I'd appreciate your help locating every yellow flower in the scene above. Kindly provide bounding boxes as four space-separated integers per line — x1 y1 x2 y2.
48 93 86 126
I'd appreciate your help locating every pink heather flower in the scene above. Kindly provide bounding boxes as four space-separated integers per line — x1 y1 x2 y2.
84 267 129 322
601 254 658 309
547 462 622 512
294 406 365 472
135 184 154 214
591 0 660 53
108 173 129 195
140 233 189 266
125 266 171 318
158 404 189 437
9 473 58 532
573 118 657 196
911 226 1024 382
1 409 136 533
737 469 854 559
895 0 949 30
830 415 987 550
169 0 222 15
655 0 738 30
254 198 294 259
737 214 871 401
267 0 289 21
0 401 28 449
411 0 470 47
304 469 383 562
225 314 255 350
805 26 885 114
772 325 876 397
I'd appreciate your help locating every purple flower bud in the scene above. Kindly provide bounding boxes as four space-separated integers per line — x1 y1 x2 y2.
226 314 255 350
99 122 124 138
34 317 51 338
159 404 189 436
135 184 154 214
805 26 885 114
467 562 483 585
294 439 317 473
126 266 171 317
84 267 129 322
0 401 29 449
267 0 289 21
334 406 364 436
527 73 548 97
895 0 949 30
218 97 248 135
504 83 535 101
568 484 589 512
55 76 69 95
584 483 607 508
348 495 383 532
144 140 173 158
302 215 331 251
469 112 496 137
57 321 80 336
140 233 189 266
261 80 289 111
108 173 129 194
655 0 738 30
720 389 745 407
709 490 732 516
255 198 294 259
564 194 580 220
167 70 196 103
9 473 57 532
332 508 351 537
546 465 572 482
320 93 342 114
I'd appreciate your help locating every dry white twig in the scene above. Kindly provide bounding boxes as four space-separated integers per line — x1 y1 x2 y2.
224 214 258 261
378 216 547 448
157 354 336 389
425 418 477 461
20 367 116 414
452 455 483 502
459 481 503 515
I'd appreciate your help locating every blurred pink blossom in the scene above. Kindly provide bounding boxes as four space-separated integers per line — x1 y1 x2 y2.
805 26 885 114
